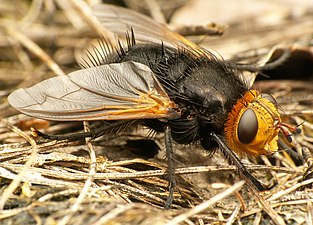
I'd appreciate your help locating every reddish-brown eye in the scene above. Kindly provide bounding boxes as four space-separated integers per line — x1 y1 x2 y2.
237 108 258 144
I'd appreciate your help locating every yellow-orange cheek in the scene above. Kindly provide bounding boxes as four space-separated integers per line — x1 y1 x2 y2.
224 91 280 156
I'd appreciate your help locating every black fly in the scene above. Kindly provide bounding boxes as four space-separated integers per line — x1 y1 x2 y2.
8 4 300 207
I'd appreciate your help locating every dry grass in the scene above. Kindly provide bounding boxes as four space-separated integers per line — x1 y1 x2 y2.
0 0 313 224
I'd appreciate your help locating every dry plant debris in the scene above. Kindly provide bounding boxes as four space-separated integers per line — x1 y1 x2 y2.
0 0 313 224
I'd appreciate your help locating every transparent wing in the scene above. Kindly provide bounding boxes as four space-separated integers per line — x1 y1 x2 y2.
8 61 180 121
93 4 205 54
78 4 210 67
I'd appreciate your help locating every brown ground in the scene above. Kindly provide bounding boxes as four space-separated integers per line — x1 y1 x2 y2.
0 1 312 224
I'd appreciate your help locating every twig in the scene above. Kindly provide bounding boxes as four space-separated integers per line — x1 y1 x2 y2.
0 119 38 210
21 0 43 24
306 189 313 225
248 184 286 225
67 0 116 42
165 181 245 225
3 25 65 76
268 178 313 202
143 0 166 24
91 204 134 225
58 121 97 225
226 206 240 225
0 163 298 181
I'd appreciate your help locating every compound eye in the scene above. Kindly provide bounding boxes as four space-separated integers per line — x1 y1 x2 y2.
261 93 277 107
237 108 258 144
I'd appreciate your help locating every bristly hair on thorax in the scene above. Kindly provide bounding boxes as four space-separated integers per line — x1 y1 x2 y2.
79 29 137 69
80 28 249 121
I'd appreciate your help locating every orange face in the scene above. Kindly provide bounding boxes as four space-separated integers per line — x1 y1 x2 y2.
224 90 282 156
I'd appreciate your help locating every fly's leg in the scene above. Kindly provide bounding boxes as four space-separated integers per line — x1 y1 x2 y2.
211 132 265 191
31 120 137 141
164 125 176 208
31 127 92 141
231 48 291 72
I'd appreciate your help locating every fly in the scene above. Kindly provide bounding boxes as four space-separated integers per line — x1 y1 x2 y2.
8 4 300 207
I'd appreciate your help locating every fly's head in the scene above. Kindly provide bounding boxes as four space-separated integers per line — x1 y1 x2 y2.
224 90 300 156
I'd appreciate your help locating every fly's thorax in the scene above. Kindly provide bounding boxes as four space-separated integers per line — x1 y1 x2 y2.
224 90 281 156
